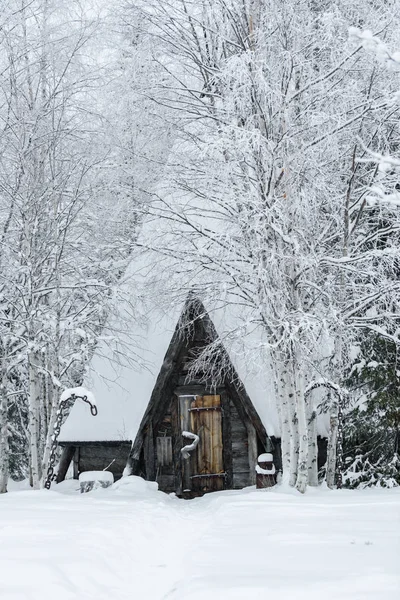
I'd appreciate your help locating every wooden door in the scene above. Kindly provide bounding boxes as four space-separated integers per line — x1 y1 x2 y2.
180 394 225 494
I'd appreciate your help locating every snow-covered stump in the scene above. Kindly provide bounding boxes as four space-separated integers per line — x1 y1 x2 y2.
79 471 114 493
255 453 276 489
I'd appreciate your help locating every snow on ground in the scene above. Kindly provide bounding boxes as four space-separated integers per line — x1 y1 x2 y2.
0 480 399 600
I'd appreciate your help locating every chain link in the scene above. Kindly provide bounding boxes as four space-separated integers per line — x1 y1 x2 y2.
44 394 97 490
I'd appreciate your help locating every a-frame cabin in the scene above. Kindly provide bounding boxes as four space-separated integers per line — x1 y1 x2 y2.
58 297 281 496
125 298 273 496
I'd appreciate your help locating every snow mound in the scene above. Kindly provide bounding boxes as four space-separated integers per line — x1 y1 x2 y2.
7 479 31 492
53 479 81 494
111 475 159 495
79 471 114 483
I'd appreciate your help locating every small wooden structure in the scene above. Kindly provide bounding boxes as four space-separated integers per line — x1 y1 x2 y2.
255 453 276 489
57 441 131 484
123 299 277 496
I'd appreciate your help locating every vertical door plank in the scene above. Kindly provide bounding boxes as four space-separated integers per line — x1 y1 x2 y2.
190 395 224 492
247 423 258 485
221 392 233 489
203 395 223 477
144 422 156 480
180 395 196 492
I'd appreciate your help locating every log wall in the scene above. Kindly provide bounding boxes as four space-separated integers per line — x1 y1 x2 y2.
154 397 176 493
231 401 254 488
77 443 131 481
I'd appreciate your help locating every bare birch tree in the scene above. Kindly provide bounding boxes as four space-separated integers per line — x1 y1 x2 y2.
0 0 150 490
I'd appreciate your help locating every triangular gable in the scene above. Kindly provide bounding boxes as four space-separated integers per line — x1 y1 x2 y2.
58 301 182 443
130 297 269 460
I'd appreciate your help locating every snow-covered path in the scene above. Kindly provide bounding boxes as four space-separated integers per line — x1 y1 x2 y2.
0 481 399 600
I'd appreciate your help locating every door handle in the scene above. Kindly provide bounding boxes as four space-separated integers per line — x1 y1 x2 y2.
181 431 199 459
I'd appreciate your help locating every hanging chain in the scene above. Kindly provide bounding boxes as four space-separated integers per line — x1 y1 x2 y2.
44 394 97 490
335 392 344 489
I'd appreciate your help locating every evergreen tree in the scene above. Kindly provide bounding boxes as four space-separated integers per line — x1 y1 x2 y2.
344 333 400 487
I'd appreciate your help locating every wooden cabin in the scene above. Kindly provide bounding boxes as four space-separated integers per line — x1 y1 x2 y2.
58 297 327 496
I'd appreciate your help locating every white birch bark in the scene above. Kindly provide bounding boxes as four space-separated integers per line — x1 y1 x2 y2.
326 400 339 489
0 368 9 494
307 402 318 487
287 372 299 487
28 351 41 489
277 365 291 484
294 366 309 493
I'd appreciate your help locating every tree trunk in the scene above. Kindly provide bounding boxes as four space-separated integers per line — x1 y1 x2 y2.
307 405 318 487
326 403 338 489
0 370 9 493
295 368 309 493
28 351 41 489
277 364 291 484
287 372 299 487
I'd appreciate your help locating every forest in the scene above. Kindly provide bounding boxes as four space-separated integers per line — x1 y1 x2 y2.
0 0 399 495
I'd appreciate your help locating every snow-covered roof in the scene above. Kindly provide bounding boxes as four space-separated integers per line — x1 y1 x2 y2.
59 292 282 443
59 296 181 442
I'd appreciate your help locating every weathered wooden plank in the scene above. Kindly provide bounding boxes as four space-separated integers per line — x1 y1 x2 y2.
231 405 248 446
157 474 176 493
79 448 129 460
156 436 173 466
73 447 80 479
191 396 207 477
247 423 257 485
233 472 251 488
229 399 253 485
232 457 249 471
205 394 223 478
154 397 173 438
180 394 195 491
171 393 182 494
143 422 156 480
60 441 131 448
56 445 75 482
231 404 248 439
231 420 248 433
232 438 249 450
226 379 268 448
190 474 224 493
79 461 129 474
190 395 224 493
221 391 233 489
